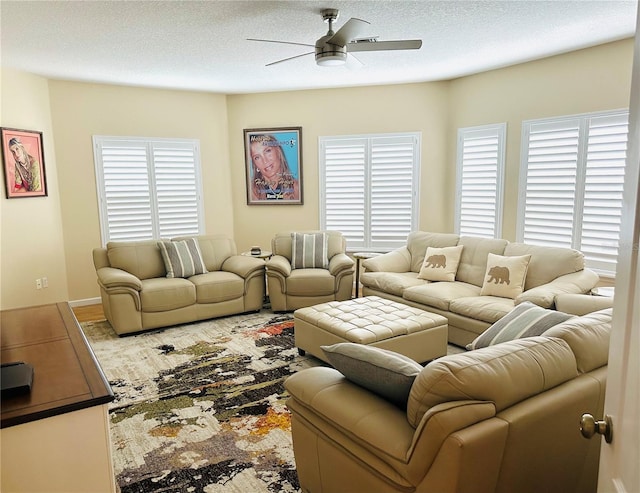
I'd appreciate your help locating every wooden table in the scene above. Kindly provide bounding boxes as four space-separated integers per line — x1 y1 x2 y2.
1 302 116 492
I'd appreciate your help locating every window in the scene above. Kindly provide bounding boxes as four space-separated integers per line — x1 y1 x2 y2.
518 110 629 276
319 133 420 251
455 123 506 238
93 136 204 243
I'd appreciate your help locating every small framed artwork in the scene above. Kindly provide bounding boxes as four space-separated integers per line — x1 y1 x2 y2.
244 127 302 205
1 127 47 198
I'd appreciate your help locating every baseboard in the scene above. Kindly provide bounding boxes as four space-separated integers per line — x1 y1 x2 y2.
69 297 101 307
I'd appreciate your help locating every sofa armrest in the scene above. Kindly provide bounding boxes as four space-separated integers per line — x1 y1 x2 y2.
221 254 266 278
96 267 142 291
361 248 411 273
516 269 600 308
329 253 355 276
265 254 292 277
554 293 614 315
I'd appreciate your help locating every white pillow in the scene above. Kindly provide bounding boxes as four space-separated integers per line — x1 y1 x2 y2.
480 253 531 299
417 245 464 281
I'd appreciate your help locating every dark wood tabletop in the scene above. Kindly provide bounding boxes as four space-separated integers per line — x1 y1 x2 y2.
1 302 113 428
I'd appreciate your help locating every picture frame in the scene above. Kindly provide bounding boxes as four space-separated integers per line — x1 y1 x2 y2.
244 127 302 205
1 127 47 198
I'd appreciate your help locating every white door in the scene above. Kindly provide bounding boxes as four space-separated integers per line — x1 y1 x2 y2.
597 5 640 492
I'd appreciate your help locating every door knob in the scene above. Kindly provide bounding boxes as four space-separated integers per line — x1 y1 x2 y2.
580 413 613 443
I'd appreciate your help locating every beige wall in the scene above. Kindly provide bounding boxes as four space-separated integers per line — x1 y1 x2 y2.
0 39 634 307
47 82 233 302
448 39 634 241
227 82 450 253
0 68 69 309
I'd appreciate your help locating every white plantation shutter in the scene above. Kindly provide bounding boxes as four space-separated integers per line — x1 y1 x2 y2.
94 136 204 243
455 124 506 238
320 133 420 251
518 110 629 275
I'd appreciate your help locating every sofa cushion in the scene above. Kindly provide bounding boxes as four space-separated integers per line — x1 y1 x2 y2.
449 296 515 324
504 242 585 290
291 232 329 269
418 245 464 282
287 268 336 295
407 336 578 428
360 272 425 297
190 271 245 303
403 281 481 311
543 308 612 373
321 342 423 409
107 240 166 280
466 301 575 350
455 236 508 287
158 238 208 278
140 277 196 312
406 231 460 273
480 253 531 299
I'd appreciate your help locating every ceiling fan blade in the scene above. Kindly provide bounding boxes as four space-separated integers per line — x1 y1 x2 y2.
265 51 314 67
247 38 315 48
347 39 423 52
326 17 370 46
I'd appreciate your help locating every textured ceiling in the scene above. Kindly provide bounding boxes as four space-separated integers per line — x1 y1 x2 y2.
1 0 637 94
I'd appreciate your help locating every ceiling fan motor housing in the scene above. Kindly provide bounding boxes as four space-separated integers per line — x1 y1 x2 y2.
315 34 347 66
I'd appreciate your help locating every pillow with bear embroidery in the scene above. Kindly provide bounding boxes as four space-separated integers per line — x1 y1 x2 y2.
417 245 464 282
480 253 531 299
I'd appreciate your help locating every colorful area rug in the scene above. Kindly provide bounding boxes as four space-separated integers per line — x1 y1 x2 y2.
81 311 323 493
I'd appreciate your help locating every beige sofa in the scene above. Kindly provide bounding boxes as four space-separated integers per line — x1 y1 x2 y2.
361 231 600 346
93 235 266 335
285 305 612 493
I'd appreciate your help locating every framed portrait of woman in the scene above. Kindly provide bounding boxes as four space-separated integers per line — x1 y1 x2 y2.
1 127 47 199
244 127 303 205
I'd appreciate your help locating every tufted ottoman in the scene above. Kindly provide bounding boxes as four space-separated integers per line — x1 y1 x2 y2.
293 296 448 364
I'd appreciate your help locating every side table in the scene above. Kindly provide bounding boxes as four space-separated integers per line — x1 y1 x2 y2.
352 251 382 298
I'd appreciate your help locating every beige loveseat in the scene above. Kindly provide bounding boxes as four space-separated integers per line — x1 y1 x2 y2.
285 306 612 493
93 235 266 335
361 231 600 346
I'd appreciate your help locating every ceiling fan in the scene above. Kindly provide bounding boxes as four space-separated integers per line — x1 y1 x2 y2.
248 8 422 67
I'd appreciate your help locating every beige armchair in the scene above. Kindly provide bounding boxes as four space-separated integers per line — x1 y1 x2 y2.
266 231 355 312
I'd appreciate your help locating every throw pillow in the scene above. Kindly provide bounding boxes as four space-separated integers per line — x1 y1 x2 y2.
480 253 532 299
321 343 423 409
291 232 329 269
466 301 575 350
158 238 208 278
417 245 464 282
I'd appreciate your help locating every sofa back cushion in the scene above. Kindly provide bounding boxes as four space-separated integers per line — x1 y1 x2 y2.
406 336 578 428
175 235 237 272
455 236 508 287
107 240 166 280
272 230 345 262
503 243 585 290
543 308 612 373
405 231 459 273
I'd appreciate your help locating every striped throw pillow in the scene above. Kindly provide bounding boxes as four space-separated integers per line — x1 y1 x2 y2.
158 238 208 278
291 233 329 269
466 301 574 350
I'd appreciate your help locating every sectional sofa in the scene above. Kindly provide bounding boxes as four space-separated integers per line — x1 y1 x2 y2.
285 305 612 493
360 231 600 346
93 235 266 335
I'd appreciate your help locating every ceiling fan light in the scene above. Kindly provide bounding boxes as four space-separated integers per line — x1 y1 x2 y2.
316 53 347 66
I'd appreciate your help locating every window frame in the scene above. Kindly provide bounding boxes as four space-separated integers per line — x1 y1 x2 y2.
517 109 629 277
319 132 421 252
93 135 205 245
455 123 506 238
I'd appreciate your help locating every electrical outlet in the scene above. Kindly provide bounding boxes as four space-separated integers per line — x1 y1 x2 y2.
36 279 42 290
42 277 48 288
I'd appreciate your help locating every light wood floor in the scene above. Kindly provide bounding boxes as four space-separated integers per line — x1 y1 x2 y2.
73 304 105 323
